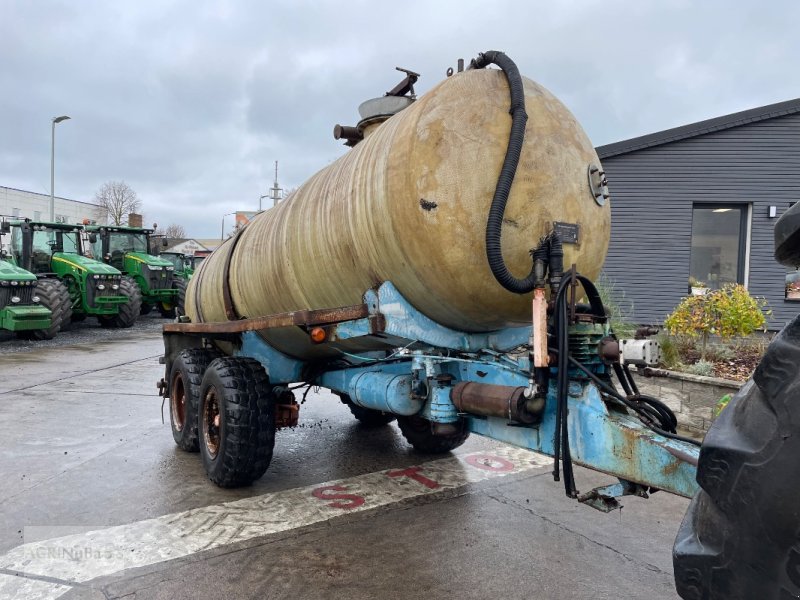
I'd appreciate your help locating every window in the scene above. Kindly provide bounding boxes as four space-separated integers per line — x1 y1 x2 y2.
689 204 748 291
11 208 19 217
787 269 800 302
34 211 41 221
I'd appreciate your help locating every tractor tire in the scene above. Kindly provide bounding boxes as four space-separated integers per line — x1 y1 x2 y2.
70 312 87 323
27 279 72 340
198 357 276 487
169 348 221 452
673 315 800 600
338 393 396 427
157 279 187 318
140 302 153 315
397 414 470 454
98 277 142 328
175 278 188 318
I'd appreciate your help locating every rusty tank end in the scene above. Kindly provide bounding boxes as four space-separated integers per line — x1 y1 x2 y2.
187 64 610 359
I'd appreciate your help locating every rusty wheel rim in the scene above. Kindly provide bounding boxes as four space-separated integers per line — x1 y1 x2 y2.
203 386 221 458
170 372 186 432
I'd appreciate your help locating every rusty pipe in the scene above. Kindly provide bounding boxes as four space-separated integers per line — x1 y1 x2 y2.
451 381 543 424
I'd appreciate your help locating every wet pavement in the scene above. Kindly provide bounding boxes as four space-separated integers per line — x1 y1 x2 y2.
0 325 687 599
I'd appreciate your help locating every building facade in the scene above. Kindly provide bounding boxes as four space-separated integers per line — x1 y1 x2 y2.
0 185 102 225
597 99 800 329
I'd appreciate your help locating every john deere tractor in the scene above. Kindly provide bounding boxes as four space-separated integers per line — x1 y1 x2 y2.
86 225 180 317
155 251 191 316
5 219 140 337
0 227 53 337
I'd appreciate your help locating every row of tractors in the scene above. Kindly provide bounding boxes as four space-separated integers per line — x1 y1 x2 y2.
0 218 203 340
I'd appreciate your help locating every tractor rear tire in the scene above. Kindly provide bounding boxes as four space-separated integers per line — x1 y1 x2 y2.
99 277 142 328
397 415 469 454
26 279 72 340
198 357 276 487
169 348 221 452
673 316 800 599
339 394 396 427
175 278 188 318
140 302 153 315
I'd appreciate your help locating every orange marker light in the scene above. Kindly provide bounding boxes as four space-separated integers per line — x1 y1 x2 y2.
310 327 327 343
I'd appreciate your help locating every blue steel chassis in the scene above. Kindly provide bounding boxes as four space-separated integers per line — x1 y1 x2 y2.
162 281 699 506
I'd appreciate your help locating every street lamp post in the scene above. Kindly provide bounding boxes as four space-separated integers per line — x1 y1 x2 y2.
221 212 237 241
50 115 71 222
259 195 268 211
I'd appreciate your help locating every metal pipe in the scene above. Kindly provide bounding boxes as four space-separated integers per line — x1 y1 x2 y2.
451 381 543 424
347 371 422 416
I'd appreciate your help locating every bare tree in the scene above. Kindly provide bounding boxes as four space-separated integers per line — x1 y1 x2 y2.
94 181 141 225
164 223 186 238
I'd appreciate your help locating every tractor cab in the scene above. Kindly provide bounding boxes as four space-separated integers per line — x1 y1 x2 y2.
159 251 194 279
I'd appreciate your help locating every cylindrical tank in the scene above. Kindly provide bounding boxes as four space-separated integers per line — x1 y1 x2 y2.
187 67 610 357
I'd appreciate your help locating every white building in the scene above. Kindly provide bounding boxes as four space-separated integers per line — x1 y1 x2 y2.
0 185 102 225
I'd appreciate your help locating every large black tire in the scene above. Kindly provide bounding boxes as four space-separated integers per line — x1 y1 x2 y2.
98 277 142 328
25 279 72 340
158 279 186 318
169 348 221 452
339 393 396 427
397 415 470 454
198 357 276 487
673 316 800 599
140 302 153 315
176 278 187 317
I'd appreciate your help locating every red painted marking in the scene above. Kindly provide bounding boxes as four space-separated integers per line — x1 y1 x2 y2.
464 454 515 472
386 466 440 489
311 485 366 509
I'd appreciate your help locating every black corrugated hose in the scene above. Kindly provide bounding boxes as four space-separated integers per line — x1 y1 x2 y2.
470 51 536 294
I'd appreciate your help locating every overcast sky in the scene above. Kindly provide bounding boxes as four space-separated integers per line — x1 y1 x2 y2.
2 1 798 238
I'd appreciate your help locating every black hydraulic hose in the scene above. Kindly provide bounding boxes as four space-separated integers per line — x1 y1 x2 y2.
563 354 701 447
613 363 633 397
622 363 640 396
470 51 536 294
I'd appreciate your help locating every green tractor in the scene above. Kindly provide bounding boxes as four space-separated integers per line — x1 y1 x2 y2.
0 234 53 337
4 219 140 337
157 251 192 316
86 225 181 318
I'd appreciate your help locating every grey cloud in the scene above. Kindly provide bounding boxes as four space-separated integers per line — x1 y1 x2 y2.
2 0 799 237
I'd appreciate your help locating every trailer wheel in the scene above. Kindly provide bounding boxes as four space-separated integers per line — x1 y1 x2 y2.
673 316 800 599
98 277 142 328
338 394 396 427
25 278 72 340
198 357 276 487
169 348 220 452
397 415 469 454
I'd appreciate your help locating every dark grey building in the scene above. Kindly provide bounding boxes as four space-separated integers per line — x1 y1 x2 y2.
597 99 800 329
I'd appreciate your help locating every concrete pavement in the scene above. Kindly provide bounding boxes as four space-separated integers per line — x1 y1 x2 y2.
0 325 687 599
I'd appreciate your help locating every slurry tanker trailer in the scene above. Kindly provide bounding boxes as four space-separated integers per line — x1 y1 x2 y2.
157 51 800 599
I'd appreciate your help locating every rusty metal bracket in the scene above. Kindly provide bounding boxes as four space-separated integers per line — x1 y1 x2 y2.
163 303 372 336
577 479 650 513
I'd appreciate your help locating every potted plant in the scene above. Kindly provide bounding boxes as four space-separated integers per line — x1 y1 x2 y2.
689 276 709 296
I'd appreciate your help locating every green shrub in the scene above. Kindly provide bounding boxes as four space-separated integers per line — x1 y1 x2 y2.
596 273 637 339
657 334 681 369
685 360 715 377
664 284 770 360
